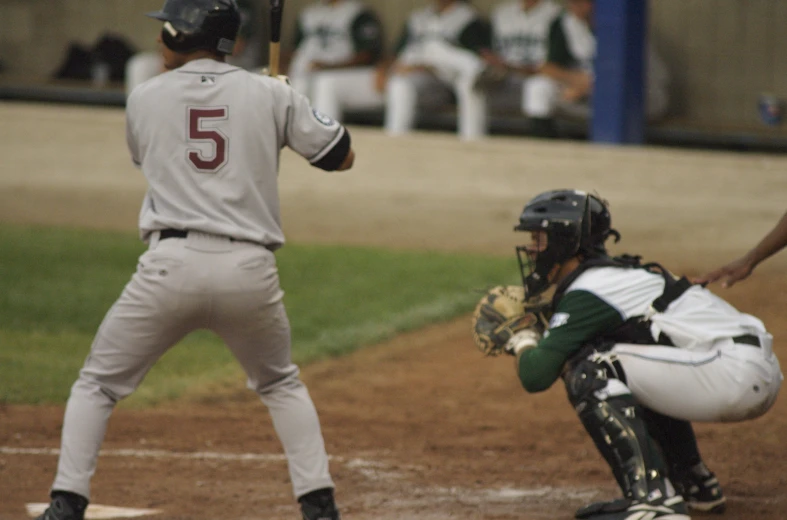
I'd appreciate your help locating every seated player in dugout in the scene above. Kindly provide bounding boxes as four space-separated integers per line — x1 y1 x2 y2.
377 0 493 140
484 190 782 520
284 0 385 121
471 0 562 127
523 0 670 138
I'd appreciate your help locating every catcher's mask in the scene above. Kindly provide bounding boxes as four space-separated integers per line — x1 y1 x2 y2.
147 0 241 55
514 190 620 298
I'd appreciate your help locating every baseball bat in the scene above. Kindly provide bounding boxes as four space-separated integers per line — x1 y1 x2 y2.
268 0 285 77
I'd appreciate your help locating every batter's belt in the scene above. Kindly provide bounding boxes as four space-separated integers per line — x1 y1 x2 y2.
159 228 274 250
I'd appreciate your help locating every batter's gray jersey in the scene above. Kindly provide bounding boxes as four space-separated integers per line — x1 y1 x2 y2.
491 0 560 67
126 58 347 247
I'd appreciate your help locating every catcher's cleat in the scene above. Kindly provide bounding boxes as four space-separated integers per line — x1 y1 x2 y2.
35 492 88 520
575 494 690 520
298 488 341 520
673 464 726 514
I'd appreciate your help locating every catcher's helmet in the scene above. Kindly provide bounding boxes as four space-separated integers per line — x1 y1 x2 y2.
147 0 241 55
513 190 620 297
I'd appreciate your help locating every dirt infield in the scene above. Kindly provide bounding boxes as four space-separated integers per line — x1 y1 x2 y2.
1 102 787 520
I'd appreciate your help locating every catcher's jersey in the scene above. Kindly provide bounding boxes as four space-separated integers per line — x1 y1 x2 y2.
126 58 346 247
395 2 488 54
547 10 596 72
293 0 383 64
521 265 770 391
491 0 561 67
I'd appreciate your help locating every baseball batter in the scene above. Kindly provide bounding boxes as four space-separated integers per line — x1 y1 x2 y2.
502 190 783 519
35 2 351 520
287 0 384 119
382 0 491 140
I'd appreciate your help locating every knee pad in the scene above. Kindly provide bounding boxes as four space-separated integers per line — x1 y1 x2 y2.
564 354 627 408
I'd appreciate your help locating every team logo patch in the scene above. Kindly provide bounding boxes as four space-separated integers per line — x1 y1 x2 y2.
312 109 335 126
549 312 570 328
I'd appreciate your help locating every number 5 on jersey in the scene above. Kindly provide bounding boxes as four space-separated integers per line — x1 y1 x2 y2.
188 106 228 173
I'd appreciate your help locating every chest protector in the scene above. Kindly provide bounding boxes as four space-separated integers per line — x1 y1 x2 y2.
553 254 691 351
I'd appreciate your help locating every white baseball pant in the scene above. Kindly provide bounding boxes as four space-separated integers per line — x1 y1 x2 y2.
608 336 782 423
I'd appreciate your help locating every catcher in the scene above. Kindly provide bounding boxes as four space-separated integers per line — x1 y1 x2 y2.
472 189 782 520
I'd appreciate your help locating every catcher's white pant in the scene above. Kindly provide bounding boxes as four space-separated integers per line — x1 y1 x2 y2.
603 334 782 422
50 232 334 500
386 40 488 140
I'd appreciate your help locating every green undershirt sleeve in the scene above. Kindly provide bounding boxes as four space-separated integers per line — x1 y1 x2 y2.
517 289 625 393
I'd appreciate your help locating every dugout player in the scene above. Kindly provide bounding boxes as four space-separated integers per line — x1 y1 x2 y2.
35 2 351 520
523 0 670 138
287 0 385 122
380 0 492 140
472 0 561 126
504 190 782 519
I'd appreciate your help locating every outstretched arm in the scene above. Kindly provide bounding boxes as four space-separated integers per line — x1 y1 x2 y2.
695 210 787 288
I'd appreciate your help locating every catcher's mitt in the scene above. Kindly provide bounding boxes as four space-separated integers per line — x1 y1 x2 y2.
471 285 551 357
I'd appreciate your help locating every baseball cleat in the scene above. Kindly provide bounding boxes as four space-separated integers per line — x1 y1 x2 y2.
35 493 88 520
576 494 690 520
298 488 341 520
675 474 726 514
673 463 726 514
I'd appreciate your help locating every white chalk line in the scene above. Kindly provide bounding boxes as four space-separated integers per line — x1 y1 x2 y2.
7 445 781 513
3 445 594 502
1 446 290 462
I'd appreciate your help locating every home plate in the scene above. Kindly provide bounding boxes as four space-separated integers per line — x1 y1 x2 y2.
27 504 161 519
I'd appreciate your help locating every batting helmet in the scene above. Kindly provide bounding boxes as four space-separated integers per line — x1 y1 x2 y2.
147 0 241 55
513 190 620 297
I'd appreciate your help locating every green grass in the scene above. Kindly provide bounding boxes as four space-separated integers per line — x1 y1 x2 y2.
0 224 519 406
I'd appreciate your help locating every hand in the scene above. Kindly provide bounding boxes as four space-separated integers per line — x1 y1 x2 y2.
309 61 329 71
391 63 432 76
259 68 291 86
504 329 541 356
693 256 755 288
480 50 502 65
562 72 593 102
374 65 388 93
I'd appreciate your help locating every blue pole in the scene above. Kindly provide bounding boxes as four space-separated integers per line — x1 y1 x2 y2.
591 0 647 144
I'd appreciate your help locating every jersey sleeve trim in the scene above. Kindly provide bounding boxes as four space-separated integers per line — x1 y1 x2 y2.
309 127 350 171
